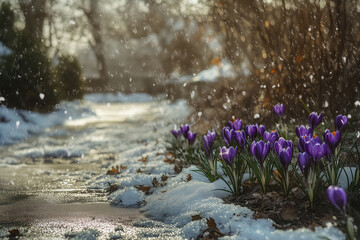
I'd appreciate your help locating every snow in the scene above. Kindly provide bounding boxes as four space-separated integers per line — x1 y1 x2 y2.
0 41 12 56
0 92 165 145
84 92 158 103
109 187 145 206
171 60 237 83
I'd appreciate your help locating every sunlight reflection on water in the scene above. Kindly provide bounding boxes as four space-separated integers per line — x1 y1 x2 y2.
65 102 159 127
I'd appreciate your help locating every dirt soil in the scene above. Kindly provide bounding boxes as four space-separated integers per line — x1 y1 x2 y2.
223 180 346 231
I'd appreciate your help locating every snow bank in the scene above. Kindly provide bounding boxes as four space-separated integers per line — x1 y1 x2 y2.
0 92 165 145
141 167 344 239
84 92 157 103
173 60 237 83
0 100 94 145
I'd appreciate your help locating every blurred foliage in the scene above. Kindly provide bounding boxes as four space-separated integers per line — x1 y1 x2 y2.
56 55 84 101
0 32 59 112
0 2 84 112
211 0 360 124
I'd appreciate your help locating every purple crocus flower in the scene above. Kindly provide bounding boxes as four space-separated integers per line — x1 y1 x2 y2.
203 130 216 157
263 130 279 149
233 130 246 148
274 138 293 155
273 104 285 117
187 131 196 145
335 115 348 131
180 124 190 138
219 146 238 167
275 138 293 171
250 140 270 168
298 152 311 179
298 135 321 152
296 125 312 138
327 186 347 214
245 124 257 140
171 128 182 138
222 127 233 146
256 124 266 137
308 112 322 130
305 138 327 164
324 129 341 153
228 118 242 131
278 147 293 171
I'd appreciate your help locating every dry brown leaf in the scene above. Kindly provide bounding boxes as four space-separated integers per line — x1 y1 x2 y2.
211 57 221 67
186 174 192 182
309 221 319 231
107 182 118 194
8 229 20 237
120 165 127 170
135 185 151 193
281 205 297 222
139 156 148 163
191 214 202 221
296 54 304 63
165 152 175 158
107 166 120 175
164 157 176 164
206 218 217 229
152 177 159 187
161 175 168 182
136 169 142 173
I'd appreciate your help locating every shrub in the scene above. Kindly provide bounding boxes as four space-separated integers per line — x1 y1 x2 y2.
0 32 59 112
212 0 360 122
55 55 84 101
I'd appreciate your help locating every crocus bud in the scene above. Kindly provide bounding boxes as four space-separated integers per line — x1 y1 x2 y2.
171 128 182 138
250 140 270 168
273 104 284 117
187 131 196 145
308 112 322 130
327 186 347 214
335 115 348 131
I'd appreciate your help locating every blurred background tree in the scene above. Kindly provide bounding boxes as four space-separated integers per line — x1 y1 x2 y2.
211 0 360 124
0 0 359 126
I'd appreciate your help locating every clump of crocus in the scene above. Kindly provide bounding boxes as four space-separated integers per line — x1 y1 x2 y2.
335 114 348 131
298 137 327 207
248 140 272 193
245 124 257 140
274 138 293 195
327 186 356 240
273 104 284 118
308 112 322 133
219 146 246 195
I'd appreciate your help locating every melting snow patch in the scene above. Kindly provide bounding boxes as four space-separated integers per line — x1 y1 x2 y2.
109 187 145 207
64 229 100 240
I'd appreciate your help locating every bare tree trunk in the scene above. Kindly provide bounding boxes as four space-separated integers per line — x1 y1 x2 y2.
19 0 47 42
82 0 109 86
